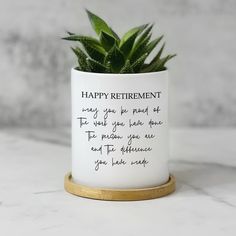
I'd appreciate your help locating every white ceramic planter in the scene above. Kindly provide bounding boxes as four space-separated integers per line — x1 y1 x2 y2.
71 68 170 189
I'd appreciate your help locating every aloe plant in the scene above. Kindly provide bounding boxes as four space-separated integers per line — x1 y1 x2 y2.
63 10 176 73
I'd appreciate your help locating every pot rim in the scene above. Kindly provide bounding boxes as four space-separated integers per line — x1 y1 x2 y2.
71 67 168 78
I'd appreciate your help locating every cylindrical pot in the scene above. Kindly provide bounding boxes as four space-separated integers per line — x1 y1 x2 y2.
71 68 170 189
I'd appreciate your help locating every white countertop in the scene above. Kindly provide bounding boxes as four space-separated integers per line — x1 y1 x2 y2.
0 128 236 236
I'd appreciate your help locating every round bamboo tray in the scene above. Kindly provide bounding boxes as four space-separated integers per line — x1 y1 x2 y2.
64 172 175 201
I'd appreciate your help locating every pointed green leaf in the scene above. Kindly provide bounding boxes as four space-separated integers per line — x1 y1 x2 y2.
127 25 153 63
153 54 176 71
66 31 75 36
120 60 134 73
119 33 138 59
141 43 165 72
150 42 165 65
110 28 120 42
105 45 125 72
87 58 108 73
62 35 101 45
142 54 176 72
119 24 148 47
82 41 106 62
151 56 168 71
129 33 151 63
62 35 105 61
145 35 164 56
100 31 116 51
86 9 114 37
130 53 148 72
134 24 154 48
71 47 90 71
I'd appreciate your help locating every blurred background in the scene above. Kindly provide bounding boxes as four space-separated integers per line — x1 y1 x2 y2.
0 0 236 129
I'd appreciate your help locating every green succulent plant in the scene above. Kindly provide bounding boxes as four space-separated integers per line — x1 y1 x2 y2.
63 10 176 74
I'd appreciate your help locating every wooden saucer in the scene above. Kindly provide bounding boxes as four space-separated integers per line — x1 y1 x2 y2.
64 172 175 201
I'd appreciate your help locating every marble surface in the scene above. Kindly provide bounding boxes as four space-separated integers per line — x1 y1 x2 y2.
0 128 236 235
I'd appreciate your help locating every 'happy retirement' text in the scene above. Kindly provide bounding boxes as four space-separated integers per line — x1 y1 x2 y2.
81 91 162 100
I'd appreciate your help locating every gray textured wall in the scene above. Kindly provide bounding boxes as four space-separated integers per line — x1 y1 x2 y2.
0 0 236 127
